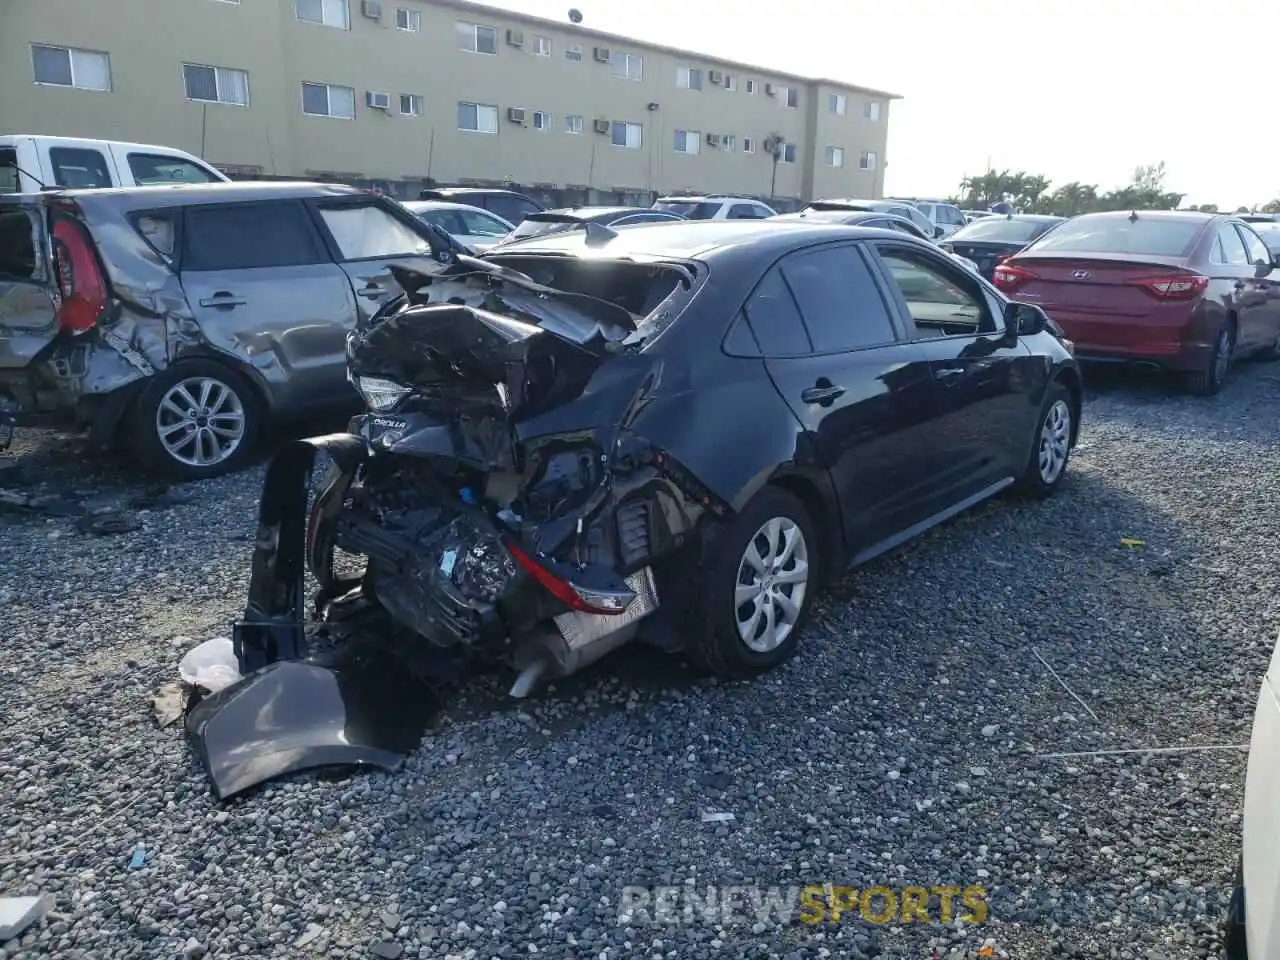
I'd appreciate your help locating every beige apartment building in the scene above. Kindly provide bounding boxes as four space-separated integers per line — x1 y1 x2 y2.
1 0 898 204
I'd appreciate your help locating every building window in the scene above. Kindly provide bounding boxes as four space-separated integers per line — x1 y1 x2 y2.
745 79 757 95
785 87 799 108
533 35 551 56
859 150 877 170
676 67 702 90
828 92 846 115
611 53 643 82
865 101 881 121
565 114 583 134
673 129 701 155
722 134 736 151
742 137 755 154
301 81 355 118
296 0 349 29
458 101 499 133
456 21 497 54
565 44 583 62
533 110 551 131
780 143 797 163
825 146 844 168
30 44 111 91
611 120 642 149
395 8 420 31
723 75 737 91
400 93 423 116
183 64 249 106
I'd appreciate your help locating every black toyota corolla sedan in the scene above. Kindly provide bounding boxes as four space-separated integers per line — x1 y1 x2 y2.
211 220 1079 791
939 214 1066 280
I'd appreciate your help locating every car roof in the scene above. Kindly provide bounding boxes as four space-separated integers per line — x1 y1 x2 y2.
1071 209 1218 223
962 214 1065 224
35 180 367 208
774 209 907 224
429 186 531 198
539 206 654 219
487 218 921 261
402 199 496 214
655 195 761 204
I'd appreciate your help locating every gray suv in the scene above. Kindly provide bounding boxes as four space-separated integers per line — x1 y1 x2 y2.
0 181 451 479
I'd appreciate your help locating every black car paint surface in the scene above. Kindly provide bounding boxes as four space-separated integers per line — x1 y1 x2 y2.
941 215 1066 280
194 220 1081 798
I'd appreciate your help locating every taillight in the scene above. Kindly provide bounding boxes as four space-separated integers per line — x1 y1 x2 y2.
506 542 636 616
993 263 1037 291
1129 274 1208 301
51 218 108 335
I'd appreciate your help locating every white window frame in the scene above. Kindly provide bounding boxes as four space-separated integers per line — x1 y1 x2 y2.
742 137 755 154
457 21 498 55
300 81 355 119
565 114 583 134
30 44 112 92
676 66 702 90
399 93 423 117
828 92 846 115
182 63 249 107
825 145 844 168
745 79 757 95
532 110 552 131
395 7 420 31
611 53 643 82
724 75 737 91
780 142 797 164
532 35 551 56
673 129 701 155
565 44 583 62
722 134 736 151
865 101 881 121
296 0 349 30
611 120 642 149
458 101 499 134
859 150 877 170
784 86 799 108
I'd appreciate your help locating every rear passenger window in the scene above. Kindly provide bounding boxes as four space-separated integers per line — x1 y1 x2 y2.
729 204 762 220
49 147 113 188
741 266 812 356
128 153 220 184
0 149 18 193
182 201 324 271
779 245 897 352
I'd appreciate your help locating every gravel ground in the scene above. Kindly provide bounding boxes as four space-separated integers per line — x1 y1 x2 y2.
2 361 1279 960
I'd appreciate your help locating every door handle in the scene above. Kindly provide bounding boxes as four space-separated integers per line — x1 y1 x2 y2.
357 284 384 300
800 384 845 404
198 292 245 307
934 367 965 382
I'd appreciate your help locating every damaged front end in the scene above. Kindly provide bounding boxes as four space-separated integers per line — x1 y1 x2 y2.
194 252 721 796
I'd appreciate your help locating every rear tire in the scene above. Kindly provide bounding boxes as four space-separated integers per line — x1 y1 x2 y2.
128 359 264 481
1014 381 1074 498
685 487 819 681
1185 323 1234 396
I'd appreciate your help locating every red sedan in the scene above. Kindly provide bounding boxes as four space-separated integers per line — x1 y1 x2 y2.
993 211 1280 394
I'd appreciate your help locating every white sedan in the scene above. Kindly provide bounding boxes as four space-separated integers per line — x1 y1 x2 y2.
400 200 515 252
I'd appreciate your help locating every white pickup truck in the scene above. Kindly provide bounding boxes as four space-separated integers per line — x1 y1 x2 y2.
0 135 229 193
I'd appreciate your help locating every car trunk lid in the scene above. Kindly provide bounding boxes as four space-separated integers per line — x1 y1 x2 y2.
995 254 1202 318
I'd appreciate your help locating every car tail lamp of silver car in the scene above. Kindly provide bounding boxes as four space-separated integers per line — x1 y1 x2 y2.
50 218 108 335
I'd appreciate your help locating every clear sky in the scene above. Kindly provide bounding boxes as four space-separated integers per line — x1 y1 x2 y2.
495 0 1279 209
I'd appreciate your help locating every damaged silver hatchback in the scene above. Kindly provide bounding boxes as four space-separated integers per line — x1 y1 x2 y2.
0 182 463 478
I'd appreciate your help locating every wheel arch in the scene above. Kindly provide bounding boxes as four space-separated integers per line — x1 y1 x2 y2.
766 468 846 583
1052 363 1083 445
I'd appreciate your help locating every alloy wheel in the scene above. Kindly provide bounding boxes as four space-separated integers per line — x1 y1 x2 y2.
734 516 810 653
154 376 247 468
1038 399 1071 485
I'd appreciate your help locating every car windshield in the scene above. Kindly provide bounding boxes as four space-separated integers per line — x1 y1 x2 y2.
508 217 577 240
953 218 1057 243
1028 217 1204 257
654 200 720 220
1249 221 1280 254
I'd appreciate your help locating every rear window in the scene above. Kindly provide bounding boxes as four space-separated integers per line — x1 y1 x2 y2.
0 149 18 193
953 218 1058 243
0 209 40 280
49 147 113 188
654 200 720 220
127 153 221 185
182 201 324 271
508 217 573 240
1028 216 1204 257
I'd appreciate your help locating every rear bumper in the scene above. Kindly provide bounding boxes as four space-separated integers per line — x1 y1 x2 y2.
1048 317 1212 372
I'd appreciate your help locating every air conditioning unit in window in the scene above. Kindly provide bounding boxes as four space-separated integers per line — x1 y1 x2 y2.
507 107 527 125
365 91 391 110
705 133 720 147
765 83 776 97
506 29 524 47
592 118 610 134
708 70 723 84
593 46 611 62
361 0 382 19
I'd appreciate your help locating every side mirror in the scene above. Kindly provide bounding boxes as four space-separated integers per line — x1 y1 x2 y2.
934 225 945 238
1006 301 1047 337
1255 258 1274 278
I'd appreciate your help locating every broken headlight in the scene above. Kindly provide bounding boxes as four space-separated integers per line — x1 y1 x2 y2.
352 374 411 413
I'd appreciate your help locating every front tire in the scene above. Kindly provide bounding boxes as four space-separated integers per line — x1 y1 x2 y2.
1015 382 1074 498
129 359 264 481
686 487 819 680
1186 323 1235 396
